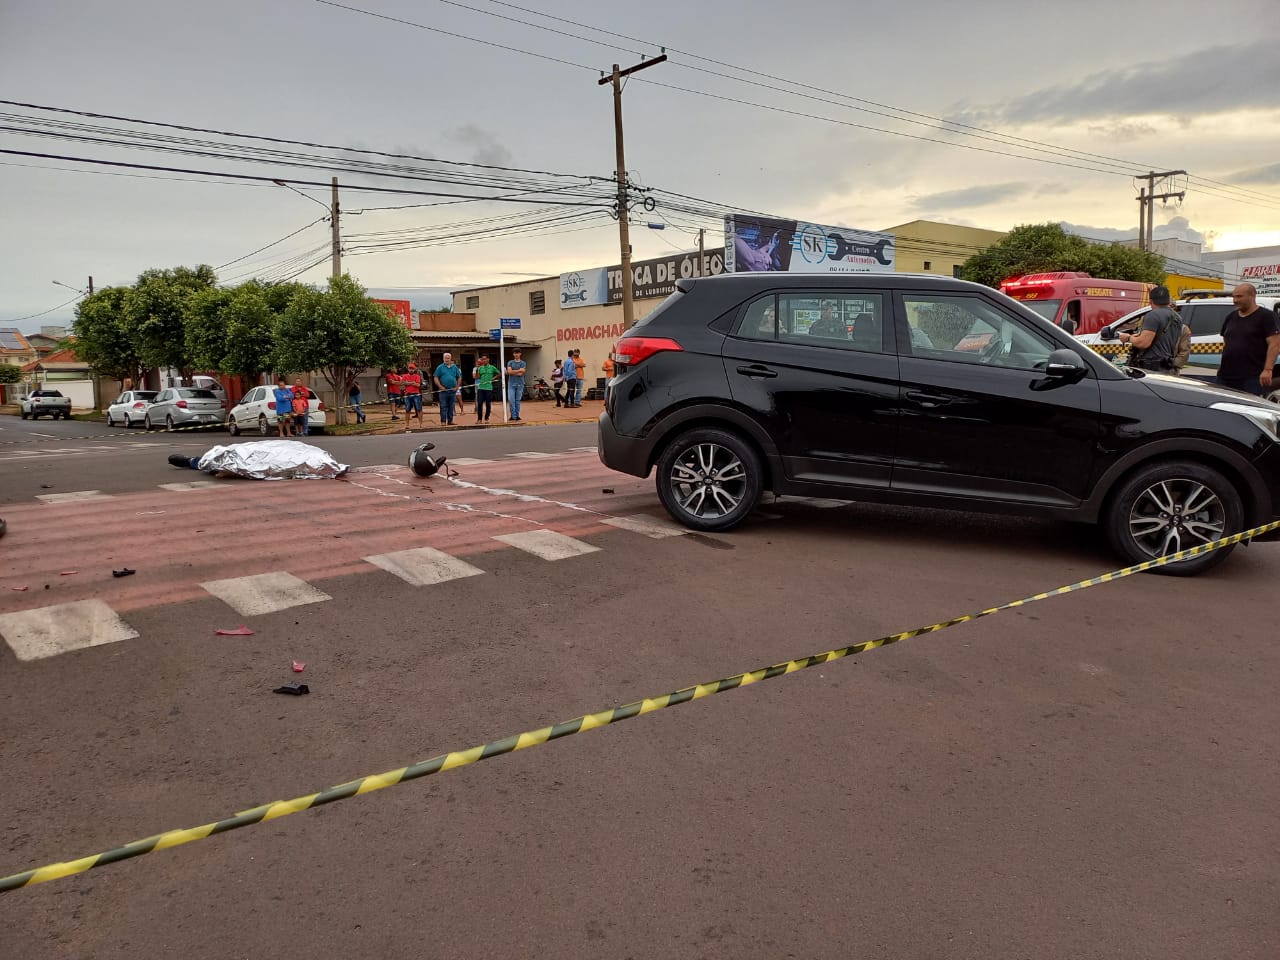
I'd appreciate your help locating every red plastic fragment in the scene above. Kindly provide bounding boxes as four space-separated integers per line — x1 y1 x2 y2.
215 625 255 636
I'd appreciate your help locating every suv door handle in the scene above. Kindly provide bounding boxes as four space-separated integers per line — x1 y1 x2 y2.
905 390 953 408
736 364 778 379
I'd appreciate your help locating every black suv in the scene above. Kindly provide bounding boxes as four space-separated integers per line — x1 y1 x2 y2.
598 273 1280 575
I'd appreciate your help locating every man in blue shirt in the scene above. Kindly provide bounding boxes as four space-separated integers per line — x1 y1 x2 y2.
505 348 527 421
433 353 461 425
561 351 578 409
272 379 294 437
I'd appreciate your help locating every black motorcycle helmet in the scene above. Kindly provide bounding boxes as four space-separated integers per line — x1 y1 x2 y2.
408 442 447 478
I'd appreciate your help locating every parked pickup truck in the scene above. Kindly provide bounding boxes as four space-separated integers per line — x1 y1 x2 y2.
20 390 73 420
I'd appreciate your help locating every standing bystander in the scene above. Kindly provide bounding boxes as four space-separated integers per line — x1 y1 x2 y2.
401 362 424 431
347 375 366 424
474 354 499 423
273 378 294 437
386 368 402 421
291 379 311 437
551 358 565 407
506 348 527 420
562 351 578 408
434 353 461 426
1214 283 1280 396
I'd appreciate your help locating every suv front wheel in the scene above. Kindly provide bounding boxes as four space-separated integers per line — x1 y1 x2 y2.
655 427 762 532
1104 460 1242 576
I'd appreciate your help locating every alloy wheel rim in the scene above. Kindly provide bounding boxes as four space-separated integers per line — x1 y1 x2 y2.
1128 477 1226 558
668 442 748 519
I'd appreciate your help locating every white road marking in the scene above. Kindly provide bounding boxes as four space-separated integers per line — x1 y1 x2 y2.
600 514 689 539
35 490 114 504
158 481 226 491
493 530 600 561
0 600 139 662
200 571 332 616
508 451 560 459
447 457 495 466
567 446 597 453
363 547 484 587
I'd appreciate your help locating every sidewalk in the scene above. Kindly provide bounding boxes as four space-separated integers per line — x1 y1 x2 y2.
353 396 603 434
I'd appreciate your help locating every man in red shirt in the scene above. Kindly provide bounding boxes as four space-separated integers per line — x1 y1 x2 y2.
386 369 402 421
401 362 424 431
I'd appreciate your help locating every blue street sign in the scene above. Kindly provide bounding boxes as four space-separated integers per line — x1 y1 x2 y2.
499 317 522 330
489 328 501 340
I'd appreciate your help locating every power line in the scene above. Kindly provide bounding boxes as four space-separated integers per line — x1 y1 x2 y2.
5 294 84 323
215 217 328 270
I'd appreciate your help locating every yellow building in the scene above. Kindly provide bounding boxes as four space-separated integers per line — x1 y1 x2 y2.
882 219 1007 276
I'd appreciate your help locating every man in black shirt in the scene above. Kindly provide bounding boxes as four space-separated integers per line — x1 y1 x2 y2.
1215 283 1280 396
1119 285 1180 372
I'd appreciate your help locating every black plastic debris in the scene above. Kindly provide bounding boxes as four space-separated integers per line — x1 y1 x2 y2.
273 683 310 696
112 568 136 578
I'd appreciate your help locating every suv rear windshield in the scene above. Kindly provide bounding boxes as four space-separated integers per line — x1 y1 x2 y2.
178 389 217 399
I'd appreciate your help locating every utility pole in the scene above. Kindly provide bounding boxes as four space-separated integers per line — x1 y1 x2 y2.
87 276 94 296
599 53 666 328
1135 170 1186 252
330 177 342 278
698 228 706 275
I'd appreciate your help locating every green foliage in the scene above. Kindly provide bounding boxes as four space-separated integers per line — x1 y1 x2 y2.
124 265 217 371
72 287 148 384
184 287 234 373
221 284 277 379
275 275 415 424
959 223 1167 288
0 363 21 384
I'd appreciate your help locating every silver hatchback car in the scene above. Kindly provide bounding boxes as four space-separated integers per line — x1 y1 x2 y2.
144 387 226 432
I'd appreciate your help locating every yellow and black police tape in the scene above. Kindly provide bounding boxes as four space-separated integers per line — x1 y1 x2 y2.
4 517 1278 894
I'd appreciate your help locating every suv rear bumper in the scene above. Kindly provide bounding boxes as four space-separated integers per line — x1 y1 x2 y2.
597 411 652 478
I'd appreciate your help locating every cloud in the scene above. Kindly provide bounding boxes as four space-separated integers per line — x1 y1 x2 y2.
1225 161 1280 186
448 125 514 167
1061 215 1207 246
1086 120 1157 141
968 40 1280 124
909 181 1033 210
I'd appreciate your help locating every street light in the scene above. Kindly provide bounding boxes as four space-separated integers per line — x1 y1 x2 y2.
272 179 331 214
51 280 86 295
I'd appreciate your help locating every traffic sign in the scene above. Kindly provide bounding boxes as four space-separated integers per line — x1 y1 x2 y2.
489 328 501 340
499 317 522 330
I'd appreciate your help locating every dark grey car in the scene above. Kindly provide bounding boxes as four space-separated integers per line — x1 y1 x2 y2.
144 387 226 432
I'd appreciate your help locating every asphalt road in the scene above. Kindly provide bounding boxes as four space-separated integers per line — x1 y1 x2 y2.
1 414 1277 959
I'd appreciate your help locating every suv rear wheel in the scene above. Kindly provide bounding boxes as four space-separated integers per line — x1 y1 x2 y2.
1104 460 1242 576
655 427 762 532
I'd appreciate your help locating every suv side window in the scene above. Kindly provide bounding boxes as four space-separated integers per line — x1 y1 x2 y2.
779 292 887 353
734 296 779 341
1185 303 1233 337
900 294 1055 370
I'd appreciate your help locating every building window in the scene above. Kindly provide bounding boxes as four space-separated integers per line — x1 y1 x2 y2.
923 260 932 271
466 295 479 310
530 290 546 315
952 265 963 278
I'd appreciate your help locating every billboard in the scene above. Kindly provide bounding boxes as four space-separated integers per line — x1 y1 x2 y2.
724 215 895 274
561 250 725 308
371 298 413 328
559 267 609 309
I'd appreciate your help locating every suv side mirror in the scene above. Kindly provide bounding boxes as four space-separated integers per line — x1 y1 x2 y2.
1033 348 1089 390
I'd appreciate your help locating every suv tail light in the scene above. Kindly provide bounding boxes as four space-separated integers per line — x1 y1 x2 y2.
318 401 325 411
612 336 683 367
176 400 189 409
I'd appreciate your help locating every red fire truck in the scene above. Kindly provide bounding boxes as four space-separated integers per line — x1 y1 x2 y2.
999 272 1152 335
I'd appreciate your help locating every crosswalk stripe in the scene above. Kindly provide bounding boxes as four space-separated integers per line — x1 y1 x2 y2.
600 514 689 539
158 481 226 492
0 600 139 662
567 446 597 452
446 458 495 466
35 490 114 504
492 530 600 560
508 451 560 459
200 572 332 616
363 547 485 587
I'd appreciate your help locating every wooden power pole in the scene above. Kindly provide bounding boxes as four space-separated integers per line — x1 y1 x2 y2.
599 54 666 328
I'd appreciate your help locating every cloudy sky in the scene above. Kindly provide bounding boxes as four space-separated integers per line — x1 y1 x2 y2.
2 0 1278 329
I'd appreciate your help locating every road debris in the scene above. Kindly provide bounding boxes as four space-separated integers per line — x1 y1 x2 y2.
215 625 255 636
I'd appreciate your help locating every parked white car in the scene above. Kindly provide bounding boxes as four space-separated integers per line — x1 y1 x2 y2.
105 390 159 428
226 385 325 436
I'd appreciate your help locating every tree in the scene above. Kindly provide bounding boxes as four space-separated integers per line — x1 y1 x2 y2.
72 287 149 385
274 274 414 425
184 287 234 373
124 265 217 373
0 363 21 384
221 283 277 381
958 223 1166 288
